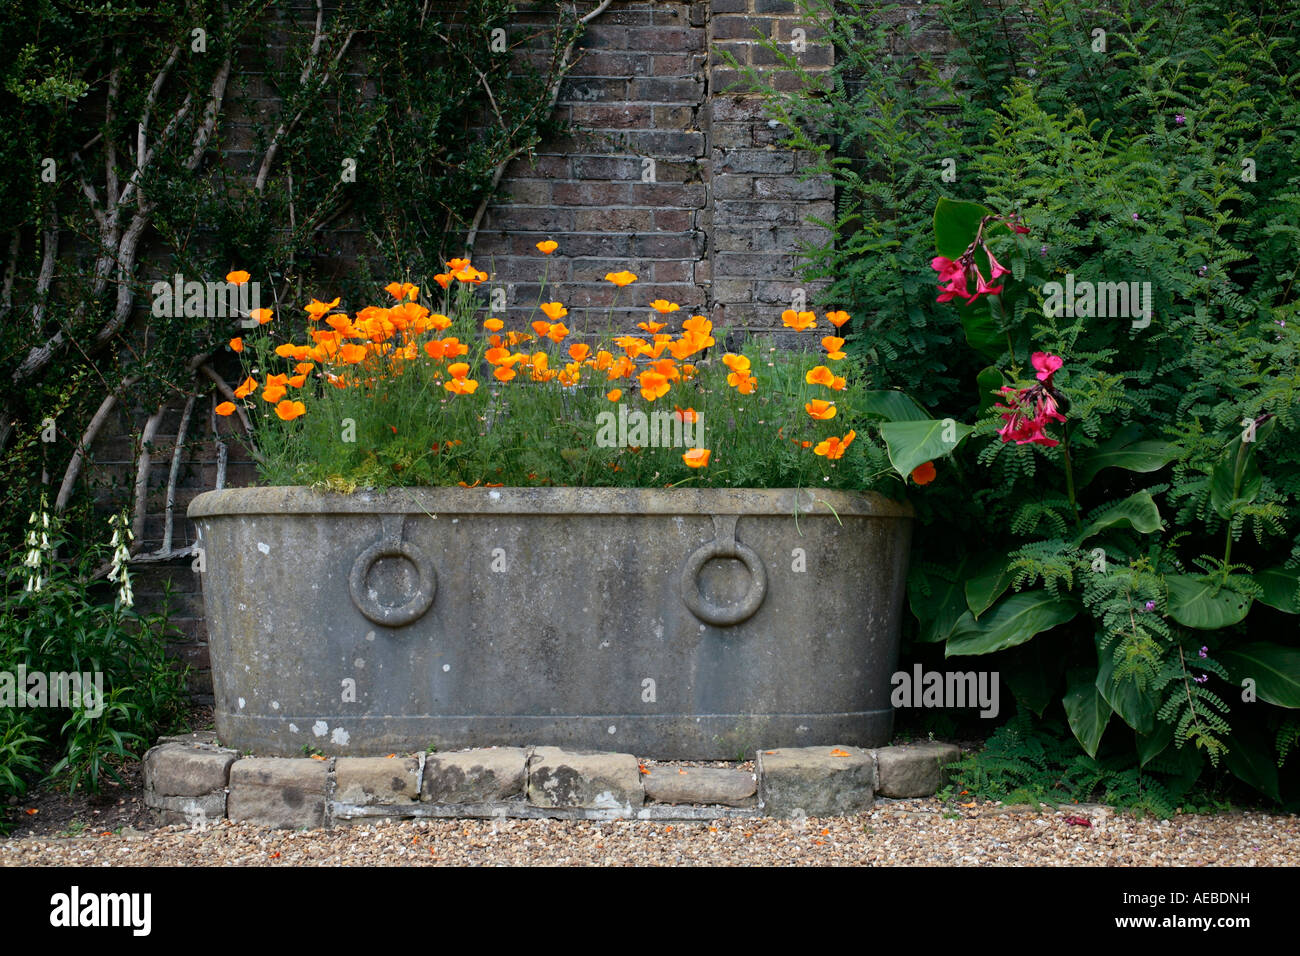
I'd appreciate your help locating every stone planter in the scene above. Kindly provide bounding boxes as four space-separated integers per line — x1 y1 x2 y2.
188 486 912 759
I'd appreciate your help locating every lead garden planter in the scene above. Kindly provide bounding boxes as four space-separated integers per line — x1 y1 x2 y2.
188 486 912 759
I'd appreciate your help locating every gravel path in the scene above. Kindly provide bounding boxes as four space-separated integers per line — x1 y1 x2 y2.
4 801 1296 866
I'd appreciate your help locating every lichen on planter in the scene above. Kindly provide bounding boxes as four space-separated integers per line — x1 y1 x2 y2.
188 485 912 759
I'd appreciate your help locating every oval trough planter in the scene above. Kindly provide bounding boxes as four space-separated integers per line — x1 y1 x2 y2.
188 486 913 759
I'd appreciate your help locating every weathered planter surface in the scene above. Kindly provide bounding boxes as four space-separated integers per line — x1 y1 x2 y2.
188 486 912 758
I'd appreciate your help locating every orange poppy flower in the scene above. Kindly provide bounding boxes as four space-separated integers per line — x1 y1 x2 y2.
911 461 937 485
604 270 638 287
484 318 504 331
447 362 470 379
674 406 698 423
384 281 419 301
639 369 671 402
251 308 274 325
274 343 299 358
226 270 251 285
536 240 558 254
815 430 856 460
805 399 837 420
444 377 478 395
539 302 567 320
485 346 510 365
638 319 667 334
338 343 368 364
506 330 533 347
806 365 835 387
215 401 236 416
294 362 315 374
782 309 817 331
545 322 569 343
722 353 750 373
229 337 243 353
288 374 308 388
433 273 453 290
606 389 622 401
649 299 680 314
262 385 287 404
274 400 306 421
304 297 340 320
446 258 470 272
825 310 851 328
822 336 847 359
494 366 517 382
429 313 452 331
682 448 711 468
233 376 258 398
568 344 590 361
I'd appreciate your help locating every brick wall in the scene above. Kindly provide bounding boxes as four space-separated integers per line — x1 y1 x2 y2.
91 0 840 697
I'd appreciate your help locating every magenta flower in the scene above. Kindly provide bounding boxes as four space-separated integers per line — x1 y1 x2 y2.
1032 351 1063 384
994 354 1067 448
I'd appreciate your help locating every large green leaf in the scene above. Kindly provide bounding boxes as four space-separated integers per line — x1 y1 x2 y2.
933 198 996 258
1000 633 1067 717
1165 574 1253 629
945 590 1079 656
1074 423 1178 487
958 299 1003 359
1063 669 1112 759
1209 438 1262 519
1073 491 1163 545
1224 721 1281 802
880 418 975 480
1135 723 1173 768
975 366 1005 417
965 559 1015 619
857 390 929 422
1255 567 1300 614
1217 643 1300 708
907 558 973 644
1095 635 1156 734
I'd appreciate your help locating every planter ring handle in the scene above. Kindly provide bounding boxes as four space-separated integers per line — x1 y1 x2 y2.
680 514 767 627
348 514 436 628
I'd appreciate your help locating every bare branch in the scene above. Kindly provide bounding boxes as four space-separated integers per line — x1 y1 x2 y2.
198 363 262 462
185 55 232 171
159 390 197 555
131 403 167 544
255 14 357 193
31 205 59 332
55 374 142 513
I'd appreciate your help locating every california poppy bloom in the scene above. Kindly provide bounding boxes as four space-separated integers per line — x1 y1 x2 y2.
782 309 817 331
815 430 856 460
338 343 368 364
484 318 504 331
251 308 274 325
494 366 517 382
825 310 851 329
650 299 680 314
568 344 590 361
539 302 567 320
274 399 306 421
215 401 237 416
229 337 243 352
607 389 622 401
262 385 287 404
682 448 711 468
639 369 671 402
536 240 558 254
233 376 258 398
444 377 478 395
304 297 340 320
806 365 835 387
605 270 638 287
226 270 251 285
822 336 846 359
805 399 837 420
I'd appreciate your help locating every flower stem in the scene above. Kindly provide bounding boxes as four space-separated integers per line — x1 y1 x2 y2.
1061 432 1082 528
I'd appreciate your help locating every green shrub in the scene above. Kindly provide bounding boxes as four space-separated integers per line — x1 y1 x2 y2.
750 0 1300 804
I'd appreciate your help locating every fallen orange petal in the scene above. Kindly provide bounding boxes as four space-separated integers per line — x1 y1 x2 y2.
830 748 851 757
